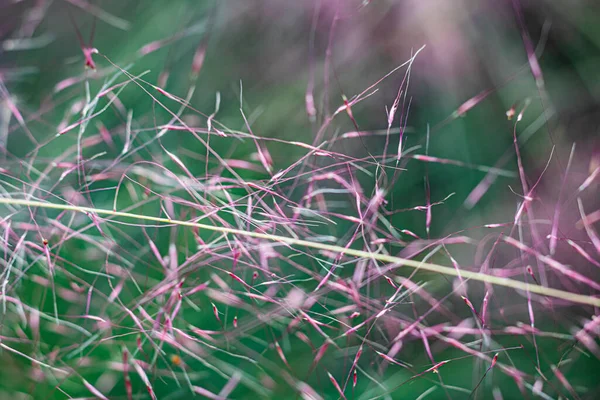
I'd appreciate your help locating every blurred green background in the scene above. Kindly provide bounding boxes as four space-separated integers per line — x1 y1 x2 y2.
1 0 600 399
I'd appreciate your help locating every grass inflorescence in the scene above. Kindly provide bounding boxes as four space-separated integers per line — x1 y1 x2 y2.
1 1 600 399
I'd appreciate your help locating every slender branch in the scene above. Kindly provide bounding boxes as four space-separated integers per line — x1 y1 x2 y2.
1 197 598 307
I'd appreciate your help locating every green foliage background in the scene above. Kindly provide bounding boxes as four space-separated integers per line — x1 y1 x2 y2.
1 0 599 399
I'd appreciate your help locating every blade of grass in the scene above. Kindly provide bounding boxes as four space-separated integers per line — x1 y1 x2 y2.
1 197 599 307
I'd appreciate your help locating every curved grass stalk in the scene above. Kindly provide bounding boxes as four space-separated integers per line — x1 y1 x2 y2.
1 197 598 307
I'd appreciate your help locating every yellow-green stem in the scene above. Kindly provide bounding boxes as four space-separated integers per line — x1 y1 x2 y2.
1 197 598 307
